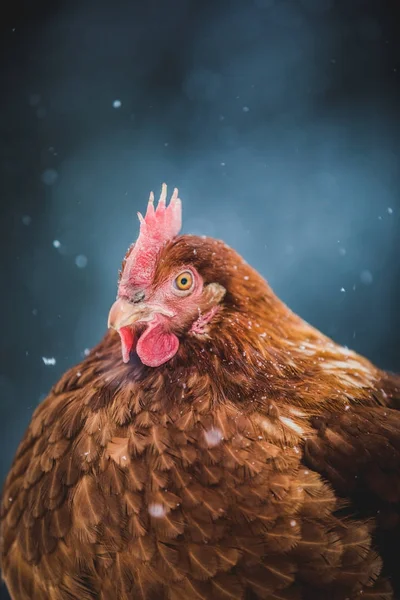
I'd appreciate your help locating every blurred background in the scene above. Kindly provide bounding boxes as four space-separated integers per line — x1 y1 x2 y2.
0 2 399 594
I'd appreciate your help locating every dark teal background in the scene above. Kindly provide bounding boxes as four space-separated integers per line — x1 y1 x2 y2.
0 1 399 596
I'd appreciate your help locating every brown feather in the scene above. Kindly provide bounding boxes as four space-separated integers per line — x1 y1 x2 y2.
71 475 105 543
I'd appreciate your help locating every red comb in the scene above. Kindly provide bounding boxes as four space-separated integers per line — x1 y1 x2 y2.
119 183 182 294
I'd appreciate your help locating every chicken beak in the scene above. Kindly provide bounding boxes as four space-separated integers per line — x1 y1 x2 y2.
107 297 153 331
108 297 174 331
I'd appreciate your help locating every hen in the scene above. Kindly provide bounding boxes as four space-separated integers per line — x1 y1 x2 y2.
1 184 400 600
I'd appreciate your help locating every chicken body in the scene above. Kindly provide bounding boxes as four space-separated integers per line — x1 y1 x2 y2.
1 189 400 600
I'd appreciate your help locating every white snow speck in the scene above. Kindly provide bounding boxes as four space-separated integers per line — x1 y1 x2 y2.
22 215 31 226
220 162 226 166
53 240 61 248
42 357 56 366
340 287 346 292
360 270 373 285
290 519 297 527
244 275 250 281
41 169 58 186
204 427 223 447
84 348 90 356
242 106 250 112
148 503 166 518
387 207 393 214
112 99 122 108
75 254 88 268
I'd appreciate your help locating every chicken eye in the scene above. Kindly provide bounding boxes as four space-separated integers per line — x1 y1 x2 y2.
174 271 194 293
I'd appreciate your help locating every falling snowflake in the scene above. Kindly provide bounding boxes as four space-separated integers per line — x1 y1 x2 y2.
42 357 56 366
75 254 88 268
204 427 223 447
148 503 167 518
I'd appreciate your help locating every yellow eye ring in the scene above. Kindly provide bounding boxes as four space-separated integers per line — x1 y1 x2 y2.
174 270 194 292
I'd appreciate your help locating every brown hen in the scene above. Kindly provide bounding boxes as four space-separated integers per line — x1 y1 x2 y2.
1 184 400 600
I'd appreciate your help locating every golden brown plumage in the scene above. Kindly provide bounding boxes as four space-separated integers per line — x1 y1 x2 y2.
1 185 399 600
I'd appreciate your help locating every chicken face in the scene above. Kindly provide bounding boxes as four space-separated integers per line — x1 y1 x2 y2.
108 185 226 367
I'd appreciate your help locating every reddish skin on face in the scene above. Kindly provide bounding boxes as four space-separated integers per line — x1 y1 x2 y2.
118 266 205 367
113 185 207 368
112 186 227 368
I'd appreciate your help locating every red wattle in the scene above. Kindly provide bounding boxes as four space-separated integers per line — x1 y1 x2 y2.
136 322 179 367
118 326 136 363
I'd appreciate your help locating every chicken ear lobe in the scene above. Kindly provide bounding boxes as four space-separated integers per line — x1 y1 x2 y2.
136 322 179 367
